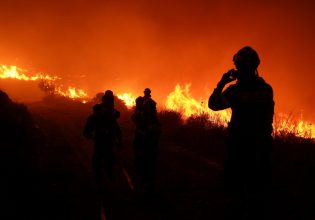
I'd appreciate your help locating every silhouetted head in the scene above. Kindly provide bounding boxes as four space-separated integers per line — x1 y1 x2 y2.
0 90 11 106
233 46 260 77
102 90 114 107
144 88 151 98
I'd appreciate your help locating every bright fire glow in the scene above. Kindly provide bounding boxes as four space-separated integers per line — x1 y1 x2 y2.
273 113 315 139
165 84 231 126
1 64 314 139
117 93 137 108
0 65 59 81
0 65 88 101
55 87 89 99
165 84 315 139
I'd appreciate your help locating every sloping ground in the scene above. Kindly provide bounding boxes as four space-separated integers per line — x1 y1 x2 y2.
23 98 226 220
6 97 312 220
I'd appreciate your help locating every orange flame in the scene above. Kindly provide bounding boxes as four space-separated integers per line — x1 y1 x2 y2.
1 65 314 139
165 84 314 139
0 65 59 81
55 86 89 100
117 93 136 108
273 112 315 139
165 84 231 126
0 65 88 101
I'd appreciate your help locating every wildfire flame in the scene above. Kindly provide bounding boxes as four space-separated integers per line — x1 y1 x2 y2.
165 84 231 126
117 93 137 108
0 65 59 81
55 87 88 100
273 113 315 139
165 84 314 139
1 65 313 139
0 65 88 101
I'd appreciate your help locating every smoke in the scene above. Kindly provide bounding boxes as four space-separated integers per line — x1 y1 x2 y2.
0 0 314 122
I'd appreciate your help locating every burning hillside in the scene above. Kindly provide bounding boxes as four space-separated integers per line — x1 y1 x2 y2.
164 84 315 139
0 65 88 102
0 64 314 139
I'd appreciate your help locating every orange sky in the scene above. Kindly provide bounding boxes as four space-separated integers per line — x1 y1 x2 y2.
0 0 314 122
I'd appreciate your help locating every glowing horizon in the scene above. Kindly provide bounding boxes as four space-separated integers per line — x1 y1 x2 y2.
0 65 88 101
0 64 314 139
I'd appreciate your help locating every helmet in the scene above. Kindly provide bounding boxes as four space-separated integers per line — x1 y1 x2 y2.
104 90 114 97
233 46 260 71
102 90 114 103
144 88 151 95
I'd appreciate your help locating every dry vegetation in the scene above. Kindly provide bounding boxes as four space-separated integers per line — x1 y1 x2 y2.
1 94 314 219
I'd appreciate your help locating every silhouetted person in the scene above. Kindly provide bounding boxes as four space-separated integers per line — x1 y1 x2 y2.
83 90 122 186
132 88 160 197
208 46 274 220
0 90 40 219
143 87 152 102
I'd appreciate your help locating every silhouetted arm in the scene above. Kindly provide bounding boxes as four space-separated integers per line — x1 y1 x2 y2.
208 85 231 111
208 71 236 111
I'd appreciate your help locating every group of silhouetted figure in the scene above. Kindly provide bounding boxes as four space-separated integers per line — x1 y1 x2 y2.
82 46 274 219
1 46 274 219
83 87 161 198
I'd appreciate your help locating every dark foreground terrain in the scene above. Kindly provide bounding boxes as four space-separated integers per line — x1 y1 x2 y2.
1 96 315 220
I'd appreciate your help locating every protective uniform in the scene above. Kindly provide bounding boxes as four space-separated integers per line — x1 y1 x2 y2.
83 91 122 184
209 47 274 220
132 90 160 196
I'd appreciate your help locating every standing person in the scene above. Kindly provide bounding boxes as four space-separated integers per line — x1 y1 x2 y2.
208 46 274 220
83 90 122 187
132 88 160 198
143 88 152 103
0 90 40 219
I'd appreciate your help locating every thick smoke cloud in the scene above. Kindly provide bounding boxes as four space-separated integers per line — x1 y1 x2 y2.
0 0 314 122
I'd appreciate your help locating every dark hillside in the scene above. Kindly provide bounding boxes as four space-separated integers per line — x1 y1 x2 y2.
1 91 314 219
